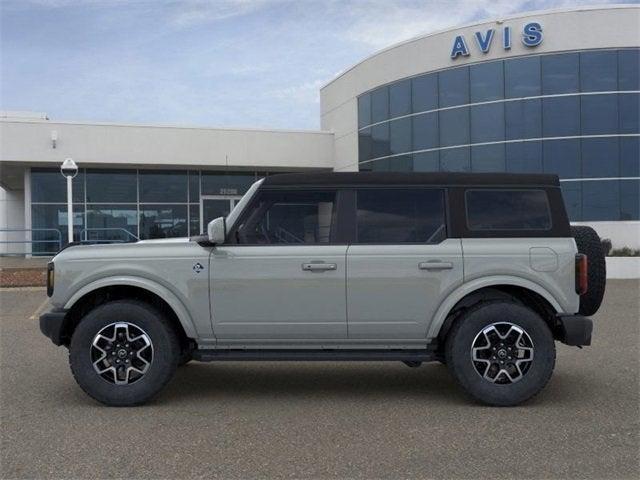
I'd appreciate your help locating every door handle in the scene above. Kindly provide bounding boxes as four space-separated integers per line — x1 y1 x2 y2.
419 261 454 271
302 262 337 272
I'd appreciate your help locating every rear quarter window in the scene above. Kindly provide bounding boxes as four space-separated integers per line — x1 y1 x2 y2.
465 189 552 230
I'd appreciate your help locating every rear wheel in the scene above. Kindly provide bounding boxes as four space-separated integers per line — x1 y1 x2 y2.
571 225 606 316
69 300 180 406
445 301 555 406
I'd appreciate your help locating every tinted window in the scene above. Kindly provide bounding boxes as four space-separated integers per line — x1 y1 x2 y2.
389 117 411 155
561 182 582 221
412 74 438 112
139 205 187 239
505 57 541 98
505 99 541 140
542 53 579 94
31 204 84 251
31 168 84 203
389 79 411 117
581 51 617 92
470 61 504 102
439 108 469 147
471 144 505 172
371 87 389 123
581 94 618 135
371 123 390 158
189 204 200 236
440 147 470 172
582 181 619 221
86 205 138 241
466 190 551 230
358 93 371 128
470 103 504 143
188 171 200 203
621 137 640 177
413 151 439 172
140 171 188 203
619 93 640 134
542 96 580 137
86 169 136 203
543 139 580 179
412 112 438 151
581 138 619 178
359 128 373 162
620 179 640 221
356 189 446 243
201 172 255 196
387 155 413 172
506 142 543 173
439 67 469 107
618 49 640 90
237 190 336 244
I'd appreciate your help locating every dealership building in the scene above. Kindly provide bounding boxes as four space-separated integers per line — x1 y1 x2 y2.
1 5 638 254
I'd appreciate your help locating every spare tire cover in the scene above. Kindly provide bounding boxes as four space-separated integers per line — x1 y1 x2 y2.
570 226 606 316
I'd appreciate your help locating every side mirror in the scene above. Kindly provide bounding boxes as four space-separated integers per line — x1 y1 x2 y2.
207 217 226 245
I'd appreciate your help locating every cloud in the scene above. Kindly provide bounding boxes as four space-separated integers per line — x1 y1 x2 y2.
168 0 282 28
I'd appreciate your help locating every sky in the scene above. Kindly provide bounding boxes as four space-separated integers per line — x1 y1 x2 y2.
1 0 636 130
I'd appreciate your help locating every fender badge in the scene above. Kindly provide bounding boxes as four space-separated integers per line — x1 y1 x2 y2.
193 262 204 273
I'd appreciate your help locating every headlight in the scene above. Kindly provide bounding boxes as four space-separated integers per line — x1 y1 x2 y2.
47 262 54 297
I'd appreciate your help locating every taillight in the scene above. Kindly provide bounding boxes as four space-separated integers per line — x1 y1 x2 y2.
575 254 588 295
47 262 54 297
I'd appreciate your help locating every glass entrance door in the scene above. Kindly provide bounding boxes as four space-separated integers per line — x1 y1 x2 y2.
200 196 242 234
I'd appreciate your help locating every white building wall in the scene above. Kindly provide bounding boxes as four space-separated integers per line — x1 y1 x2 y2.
0 186 25 255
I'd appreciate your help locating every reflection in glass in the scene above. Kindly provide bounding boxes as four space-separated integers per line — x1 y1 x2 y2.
139 205 188 239
542 96 580 137
505 56 540 98
412 112 438 151
581 95 618 135
581 138 619 178
618 49 640 91
86 205 138 242
359 128 373 162
470 61 504 102
358 93 371 128
470 103 504 143
583 180 619 221
580 51 617 92
439 67 469 107
439 108 469 147
86 169 136 203
542 53 579 94
390 117 411 155
440 147 470 172
201 172 255 196
31 169 85 203
506 142 543 173
543 139 580 179
140 171 188 203
561 182 582 221
505 99 541 140
471 144 505 172
31 204 84 253
620 179 640 221
412 74 438 113
371 87 389 123
413 151 439 172
390 79 411 117
619 93 640 134
371 123 390 158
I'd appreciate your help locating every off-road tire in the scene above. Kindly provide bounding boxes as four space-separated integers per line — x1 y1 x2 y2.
69 300 180 406
445 301 556 407
571 225 606 316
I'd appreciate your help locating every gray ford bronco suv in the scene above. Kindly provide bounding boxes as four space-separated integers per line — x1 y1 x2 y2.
40 172 606 407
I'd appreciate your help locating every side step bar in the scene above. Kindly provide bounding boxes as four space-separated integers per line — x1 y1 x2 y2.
192 349 439 362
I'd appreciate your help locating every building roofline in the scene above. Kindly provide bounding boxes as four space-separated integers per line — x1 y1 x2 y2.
320 4 638 91
0 117 334 136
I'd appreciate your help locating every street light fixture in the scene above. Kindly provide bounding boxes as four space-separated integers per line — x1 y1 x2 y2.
60 158 78 244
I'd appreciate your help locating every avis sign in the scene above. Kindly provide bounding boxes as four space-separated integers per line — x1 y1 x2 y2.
450 22 543 59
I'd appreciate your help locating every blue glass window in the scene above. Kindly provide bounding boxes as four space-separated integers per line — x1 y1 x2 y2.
505 99 542 140
439 67 469 108
371 87 389 123
140 171 188 203
580 51 617 92
471 144 506 172
413 151 439 172
387 155 413 172
86 169 136 203
618 49 640 91
619 93 640 134
389 118 411 155
389 79 411 118
439 108 469 147
542 96 580 137
440 147 470 172
358 94 371 128
359 128 373 162
561 182 582 221
543 139 580 179
541 53 579 94
31 168 85 203
505 56 541 98
412 74 438 113
471 103 504 143
582 180 619 221
371 123 390 158
581 94 619 135
506 142 543 173
412 112 438 151
470 61 504 102
620 137 640 177
370 159 390 172
581 138 619 178
620 179 640 220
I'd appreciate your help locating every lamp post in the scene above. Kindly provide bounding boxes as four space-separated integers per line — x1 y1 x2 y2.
60 158 78 244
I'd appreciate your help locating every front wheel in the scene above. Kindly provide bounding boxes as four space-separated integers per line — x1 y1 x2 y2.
445 301 556 406
69 300 180 406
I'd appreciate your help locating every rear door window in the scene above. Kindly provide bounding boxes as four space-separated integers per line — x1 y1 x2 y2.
465 189 552 230
356 188 446 243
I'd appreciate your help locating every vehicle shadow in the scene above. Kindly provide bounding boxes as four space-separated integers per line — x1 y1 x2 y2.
159 361 473 405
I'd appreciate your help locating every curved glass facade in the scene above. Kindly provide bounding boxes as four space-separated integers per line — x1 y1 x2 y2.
357 49 640 221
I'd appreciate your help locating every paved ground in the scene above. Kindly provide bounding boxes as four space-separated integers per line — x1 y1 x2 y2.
1 281 638 479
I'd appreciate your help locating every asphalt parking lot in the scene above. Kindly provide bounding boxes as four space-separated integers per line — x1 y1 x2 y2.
1 281 639 479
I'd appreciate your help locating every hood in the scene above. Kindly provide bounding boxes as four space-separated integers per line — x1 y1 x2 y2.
52 236 196 262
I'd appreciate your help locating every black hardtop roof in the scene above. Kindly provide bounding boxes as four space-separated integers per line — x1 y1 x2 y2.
262 172 560 187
